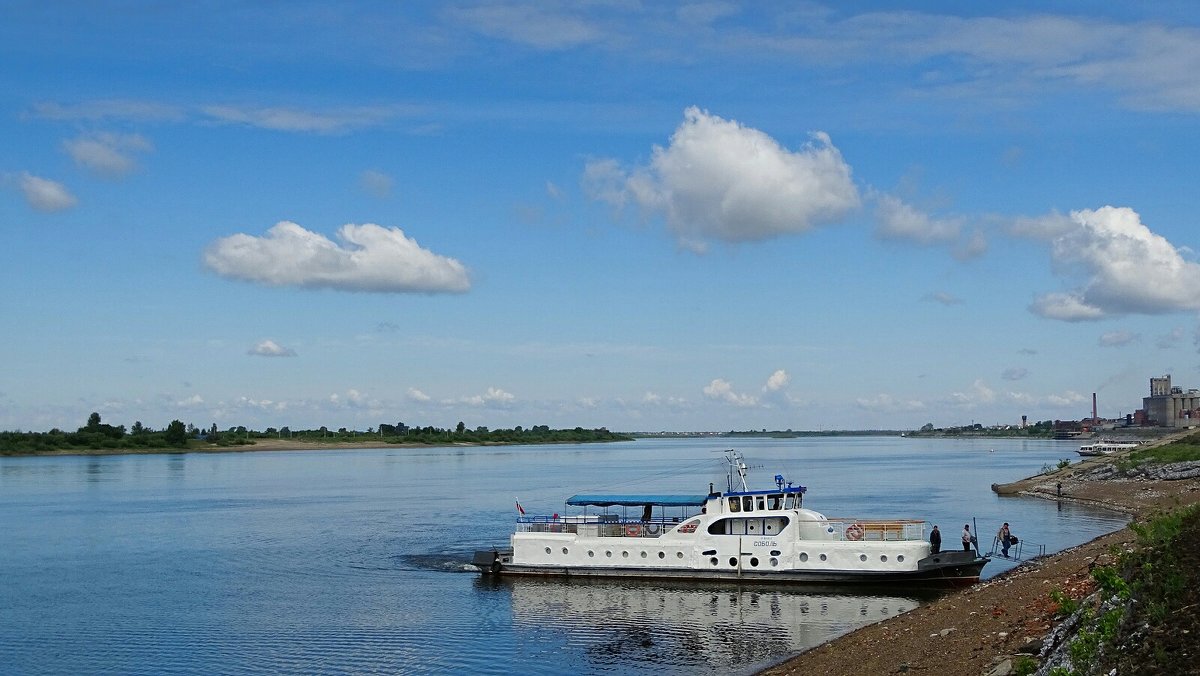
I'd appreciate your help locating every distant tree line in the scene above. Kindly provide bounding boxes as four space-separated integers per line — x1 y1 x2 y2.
0 412 189 454
908 420 1056 437
1 413 630 455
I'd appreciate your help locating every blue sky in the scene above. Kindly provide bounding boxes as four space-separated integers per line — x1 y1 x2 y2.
3 2 1200 433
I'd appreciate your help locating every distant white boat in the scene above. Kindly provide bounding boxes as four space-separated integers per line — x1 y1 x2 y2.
474 449 988 587
1077 440 1140 457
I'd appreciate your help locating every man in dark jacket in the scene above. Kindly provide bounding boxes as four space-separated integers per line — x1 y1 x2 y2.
929 525 941 554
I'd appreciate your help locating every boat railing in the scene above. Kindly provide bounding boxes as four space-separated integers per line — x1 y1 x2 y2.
827 518 927 542
516 516 684 538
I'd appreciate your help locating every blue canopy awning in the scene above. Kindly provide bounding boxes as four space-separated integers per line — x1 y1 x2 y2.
565 494 710 507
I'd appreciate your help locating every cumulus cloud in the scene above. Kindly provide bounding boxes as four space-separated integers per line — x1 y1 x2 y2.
407 388 432 402
874 193 961 244
63 132 153 177
1024 207 1200 321
764 369 790 392
248 339 297 357
459 387 516 407
703 379 759 407
204 221 470 293
585 107 860 251
12 172 77 212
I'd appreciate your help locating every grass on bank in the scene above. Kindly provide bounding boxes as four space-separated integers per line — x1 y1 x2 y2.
1038 502 1200 675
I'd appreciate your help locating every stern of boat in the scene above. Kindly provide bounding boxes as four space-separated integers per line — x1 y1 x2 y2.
473 548 513 575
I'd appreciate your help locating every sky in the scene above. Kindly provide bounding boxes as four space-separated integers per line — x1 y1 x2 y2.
3 2 1200 434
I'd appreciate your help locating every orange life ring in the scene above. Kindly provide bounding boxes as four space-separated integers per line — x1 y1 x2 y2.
625 524 642 537
846 523 864 541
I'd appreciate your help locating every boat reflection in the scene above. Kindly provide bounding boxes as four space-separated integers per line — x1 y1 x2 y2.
487 576 940 675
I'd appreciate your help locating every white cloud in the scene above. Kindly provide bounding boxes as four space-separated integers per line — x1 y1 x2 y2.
873 193 961 244
446 4 603 50
30 99 184 122
360 169 394 198
248 339 297 357
948 379 996 407
854 393 926 413
1098 331 1138 347
63 133 153 177
200 104 398 133
1026 206 1200 320
459 387 516 407
407 388 432 402
204 221 470 293
176 394 204 407
703 378 759 407
14 172 77 212
586 107 860 251
764 369 790 392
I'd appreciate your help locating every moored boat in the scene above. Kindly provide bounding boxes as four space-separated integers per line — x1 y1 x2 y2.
1077 439 1140 456
473 450 988 587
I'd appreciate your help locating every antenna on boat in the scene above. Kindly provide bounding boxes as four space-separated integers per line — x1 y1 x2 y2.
723 449 749 492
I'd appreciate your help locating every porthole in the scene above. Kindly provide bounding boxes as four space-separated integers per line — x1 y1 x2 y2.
750 557 760 567
710 557 719 566
799 552 809 562
860 554 868 562
819 553 828 562
640 551 647 558
622 551 629 558
658 551 666 559
880 555 888 562
897 555 905 563
562 547 569 555
544 547 552 554
729 557 738 567
588 550 594 558
770 557 779 567
677 552 684 559
606 550 612 558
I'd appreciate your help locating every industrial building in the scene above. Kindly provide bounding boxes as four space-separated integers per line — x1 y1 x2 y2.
1141 375 1200 428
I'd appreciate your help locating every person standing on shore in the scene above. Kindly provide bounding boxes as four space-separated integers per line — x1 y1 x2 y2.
929 525 941 554
962 524 973 552
997 522 1012 557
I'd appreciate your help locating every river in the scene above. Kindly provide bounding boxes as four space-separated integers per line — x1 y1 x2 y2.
0 436 1126 674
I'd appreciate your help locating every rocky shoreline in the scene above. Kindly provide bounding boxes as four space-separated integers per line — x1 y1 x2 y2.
760 432 1200 676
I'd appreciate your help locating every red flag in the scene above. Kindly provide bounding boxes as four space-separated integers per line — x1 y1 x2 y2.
515 498 525 516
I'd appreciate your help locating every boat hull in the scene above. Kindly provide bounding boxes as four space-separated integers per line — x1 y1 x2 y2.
473 549 986 588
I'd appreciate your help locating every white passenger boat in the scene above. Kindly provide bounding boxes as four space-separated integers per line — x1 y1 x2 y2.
474 450 988 587
1077 440 1141 456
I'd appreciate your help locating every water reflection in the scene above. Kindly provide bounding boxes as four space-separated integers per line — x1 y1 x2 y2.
498 577 938 675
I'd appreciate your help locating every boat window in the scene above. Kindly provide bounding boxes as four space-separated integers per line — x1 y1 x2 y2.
767 494 782 510
756 496 766 511
785 493 803 509
728 497 740 513
742 496 753 512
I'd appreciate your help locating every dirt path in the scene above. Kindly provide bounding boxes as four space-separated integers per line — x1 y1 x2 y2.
760 434 1200 676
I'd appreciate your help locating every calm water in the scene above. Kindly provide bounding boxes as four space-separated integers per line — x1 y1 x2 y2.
0 436 1126 675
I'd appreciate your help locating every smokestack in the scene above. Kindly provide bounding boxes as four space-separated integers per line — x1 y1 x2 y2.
1093 393 1098 421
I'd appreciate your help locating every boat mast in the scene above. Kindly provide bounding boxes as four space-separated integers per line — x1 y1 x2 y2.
724 450 749 492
